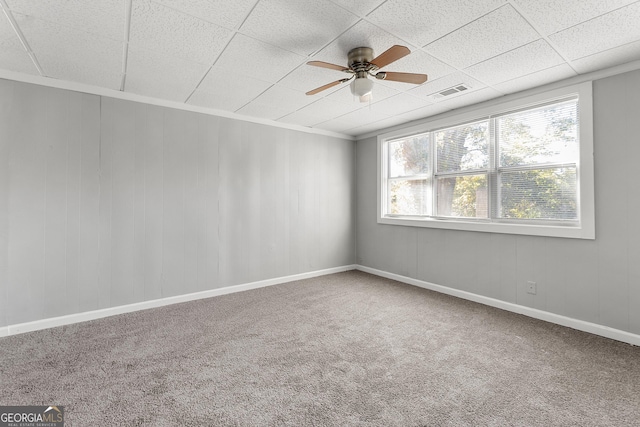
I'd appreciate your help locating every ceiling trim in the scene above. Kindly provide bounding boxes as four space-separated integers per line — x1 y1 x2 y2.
3 56 640 143
355 58 640 140
0 69 356 141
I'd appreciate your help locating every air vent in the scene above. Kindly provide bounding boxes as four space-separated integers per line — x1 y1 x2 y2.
432 84 471 99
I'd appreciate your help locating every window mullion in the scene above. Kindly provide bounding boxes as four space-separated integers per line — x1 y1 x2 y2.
489 116 498 220
429 130 435 216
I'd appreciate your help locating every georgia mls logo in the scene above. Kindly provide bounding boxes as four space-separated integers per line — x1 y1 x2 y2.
0 405 64 427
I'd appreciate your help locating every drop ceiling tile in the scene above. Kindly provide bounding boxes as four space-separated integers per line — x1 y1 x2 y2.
464 40 565 85
0 47 36 75
330 105 392 129
401 88 503 122
436 87 504 111
35 52 122 89
395 103 454 123
381 49 454 77
311 20 417 67
314 117 358 133
188 68 272 112
0 13 37 74
236 84 316 120
125 46 209 101
302 96 363 116
409 71 485 99
6 0 123 41
213 34 305 84
366 93 431 117
512 0 637 35
277 110 323 127
14 13 122 88
236 102 295 121
280 97 361 126
349 115 413 136
278 63 351 94
376 50 457 92
493 64 576 94
326 81 400 104
572 40 640 74
329 0 386 16
152 0 258 30
549 2 640 61
252 84 316 111
239 0 359 56
425 5 539 69
130 0 232 65
367 0 506 47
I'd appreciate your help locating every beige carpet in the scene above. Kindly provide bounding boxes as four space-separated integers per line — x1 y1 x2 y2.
1 271 639 426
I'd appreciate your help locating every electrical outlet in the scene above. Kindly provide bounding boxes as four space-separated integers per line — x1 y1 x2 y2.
527 281 537 295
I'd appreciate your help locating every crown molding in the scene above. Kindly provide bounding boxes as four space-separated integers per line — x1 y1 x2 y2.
0 69 355 141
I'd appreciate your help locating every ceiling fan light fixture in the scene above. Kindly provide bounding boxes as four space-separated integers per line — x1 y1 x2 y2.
305 45 428 99
350 77 373 98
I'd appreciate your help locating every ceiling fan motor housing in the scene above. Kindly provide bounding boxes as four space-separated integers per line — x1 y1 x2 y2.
348 47 376 75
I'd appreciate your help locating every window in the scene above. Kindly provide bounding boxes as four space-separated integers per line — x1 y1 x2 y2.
378 82 594 239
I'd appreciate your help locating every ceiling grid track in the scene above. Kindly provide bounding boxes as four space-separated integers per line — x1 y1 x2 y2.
0 0 45 76
506 0 579 74
120 0 133 91
183 0 262 104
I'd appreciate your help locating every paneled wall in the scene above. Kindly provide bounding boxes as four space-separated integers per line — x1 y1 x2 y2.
0 79 355 327
356 69 640 336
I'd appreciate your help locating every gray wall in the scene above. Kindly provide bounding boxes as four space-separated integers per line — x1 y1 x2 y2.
0 79 355 327
357 69 640 336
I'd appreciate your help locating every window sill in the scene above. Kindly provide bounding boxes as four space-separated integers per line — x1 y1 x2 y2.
378 215 595 239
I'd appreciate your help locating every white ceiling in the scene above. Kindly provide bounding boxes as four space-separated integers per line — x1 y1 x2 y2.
1 0 640 137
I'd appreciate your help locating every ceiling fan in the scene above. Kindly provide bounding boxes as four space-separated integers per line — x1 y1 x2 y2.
305 45 428 102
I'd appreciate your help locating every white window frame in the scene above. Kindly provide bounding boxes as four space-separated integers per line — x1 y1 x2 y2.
377 82 595 239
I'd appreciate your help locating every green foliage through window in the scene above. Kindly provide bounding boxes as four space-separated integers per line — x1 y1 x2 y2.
385 98 579 222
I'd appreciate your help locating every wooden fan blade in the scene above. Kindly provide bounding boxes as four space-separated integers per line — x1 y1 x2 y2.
306 79 349 95
370 45 411 69
377 71 428 84
307 61 350 72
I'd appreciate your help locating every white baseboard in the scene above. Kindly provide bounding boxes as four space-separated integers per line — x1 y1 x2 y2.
356 265 640 347
5 264 637 347
2 265 357 337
